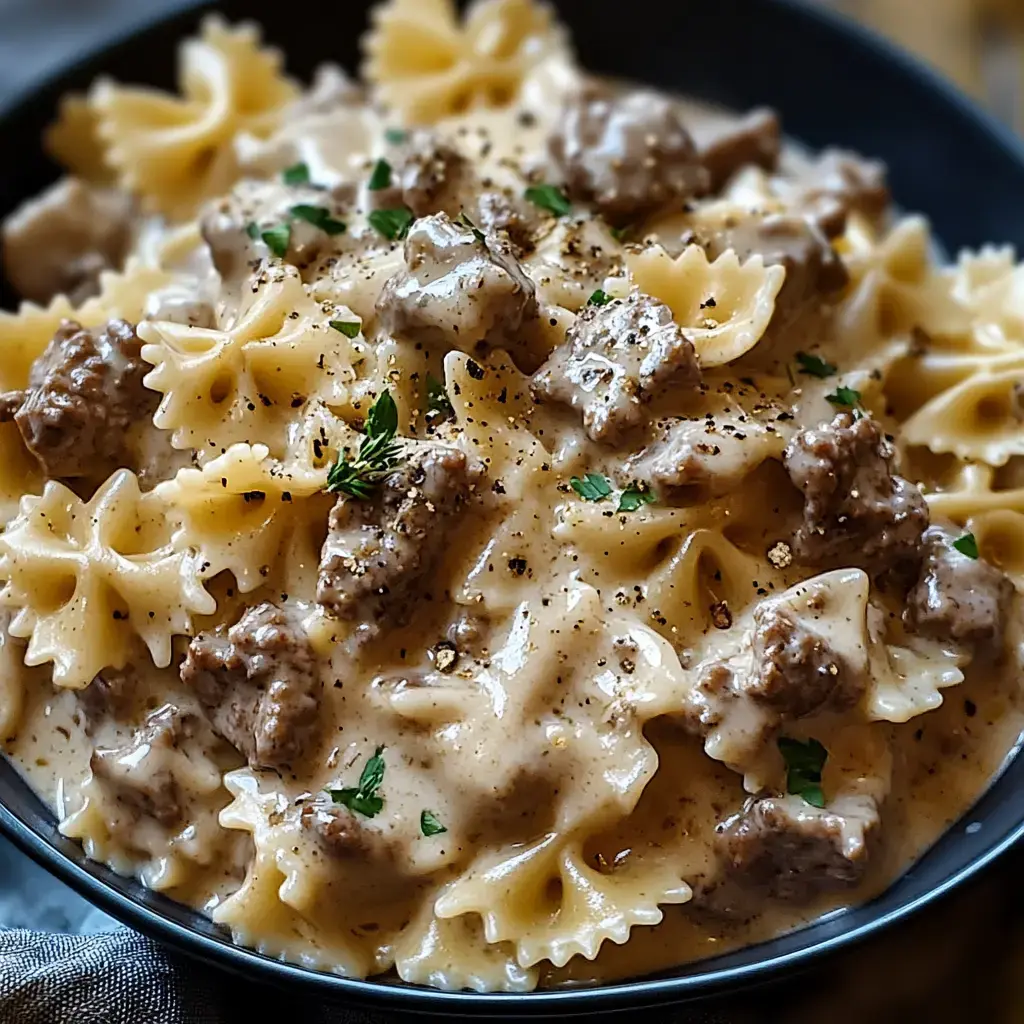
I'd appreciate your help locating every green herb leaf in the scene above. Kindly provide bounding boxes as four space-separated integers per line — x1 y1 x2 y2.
329 745 386 818
825 386 861 409
456 211 486 243
368 158 392 191
245 221 261 240
426 373 454 417
282 161 311 186
588 288 611 307
953 532 979 559
795 352 837 379
326 391 403 499
261 223 291 259
610 225 631 243
617 486 656 512
369 206 414 241
420 809 447 836
384 127 408 144
290 204 347 235
570 473 612 502
524 183 571 217
778 736 828 808
329 320 361 338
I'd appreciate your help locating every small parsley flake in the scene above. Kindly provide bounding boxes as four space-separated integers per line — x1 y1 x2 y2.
524 183 571 217
953 532 979 559
825 386 861 409
588 288 612 307
420 809 447 836
245 221 261 240
261 223 291 259
368 158 392 191
329 745 386 818
426 373 454 418
796 352 837 379
617 486 656 512
282 161 310 186
456 211 486 243
778 737 828 808
329 320 361 338
290 204 346 235
570 473 612 502
369 206 414 240
384 127 408 144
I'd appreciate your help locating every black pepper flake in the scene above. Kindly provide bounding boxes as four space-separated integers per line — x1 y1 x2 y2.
281 492 293 502
466 359 485 380
964 699 977 717
507 557 528 576
491 480 506 495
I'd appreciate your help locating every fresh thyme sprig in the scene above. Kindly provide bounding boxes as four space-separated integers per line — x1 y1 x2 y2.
326 390 403 499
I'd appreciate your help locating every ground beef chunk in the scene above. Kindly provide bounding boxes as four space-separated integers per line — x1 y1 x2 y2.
531 290 701 444
904 524 1015 651
318 443 479 629
1 178 133 305
474 190 541 256
89 705 193 827
180 602 320 770
748 603 862 717
375 212 537 350
0 318 157 479
77 668 136 734
789 149 890 237
715 793 879 901
784 412 929 573
695 108 781 193
550 85 708 226
300 800 396 862
704 213 847 326
373 130 471 218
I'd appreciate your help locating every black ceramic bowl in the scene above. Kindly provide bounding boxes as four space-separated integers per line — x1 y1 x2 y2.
1 0 1023 1015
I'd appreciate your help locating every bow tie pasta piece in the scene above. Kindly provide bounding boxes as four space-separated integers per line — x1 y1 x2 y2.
87 16 298 219
0 470 215 688
139 266 358 463
363 0 568 123
435 835 690 970
156 442 332 594
625 244 784 367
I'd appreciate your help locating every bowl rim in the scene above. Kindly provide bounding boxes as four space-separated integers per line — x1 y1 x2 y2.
1 0 1024 1013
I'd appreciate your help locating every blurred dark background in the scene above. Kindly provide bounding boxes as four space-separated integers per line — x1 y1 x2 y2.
0 0 1023 1019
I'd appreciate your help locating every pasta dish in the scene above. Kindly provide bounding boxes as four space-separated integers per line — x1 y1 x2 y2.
0 0 1022 992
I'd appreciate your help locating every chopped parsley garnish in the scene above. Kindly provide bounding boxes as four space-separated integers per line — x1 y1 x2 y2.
260 223 291 259
384 127 408 144
329 745 386 818
420 809 447 837
610 225 631 243
456 211 486 243
245 221 261 240
368 158 392 191
326 390 403 499
778 736 828 808
825 386 861 409
588 289 612 307
617 485 656 512
329 320 361 338
570 473 612 502
524 183 571 217
290 204 347 235
953 532 979 559
369 206 414 241
426 373 454 418
282 161 311 186
796 352 837 379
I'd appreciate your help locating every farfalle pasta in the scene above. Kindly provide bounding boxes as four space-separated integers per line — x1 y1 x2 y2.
0 0 1021 996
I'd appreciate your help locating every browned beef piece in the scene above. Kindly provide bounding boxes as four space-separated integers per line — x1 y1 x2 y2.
748 603 862 717
715 794 878 900
180 602 321 770
318 443 479 628
531 290 700 444
300 800 396 862
784 412 929 573
89 705 192 826
1 178 133 305
375 130 470 218
0 319 158 479
549 85 708 226
704 213 848 326
792 149 890 237
375 213 537 350
905 524 1015 651
77 668 136 734
474 190 541 256
696 108 782 193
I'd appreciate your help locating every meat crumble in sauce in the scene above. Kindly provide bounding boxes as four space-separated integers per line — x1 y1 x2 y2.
0 0 1021 995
